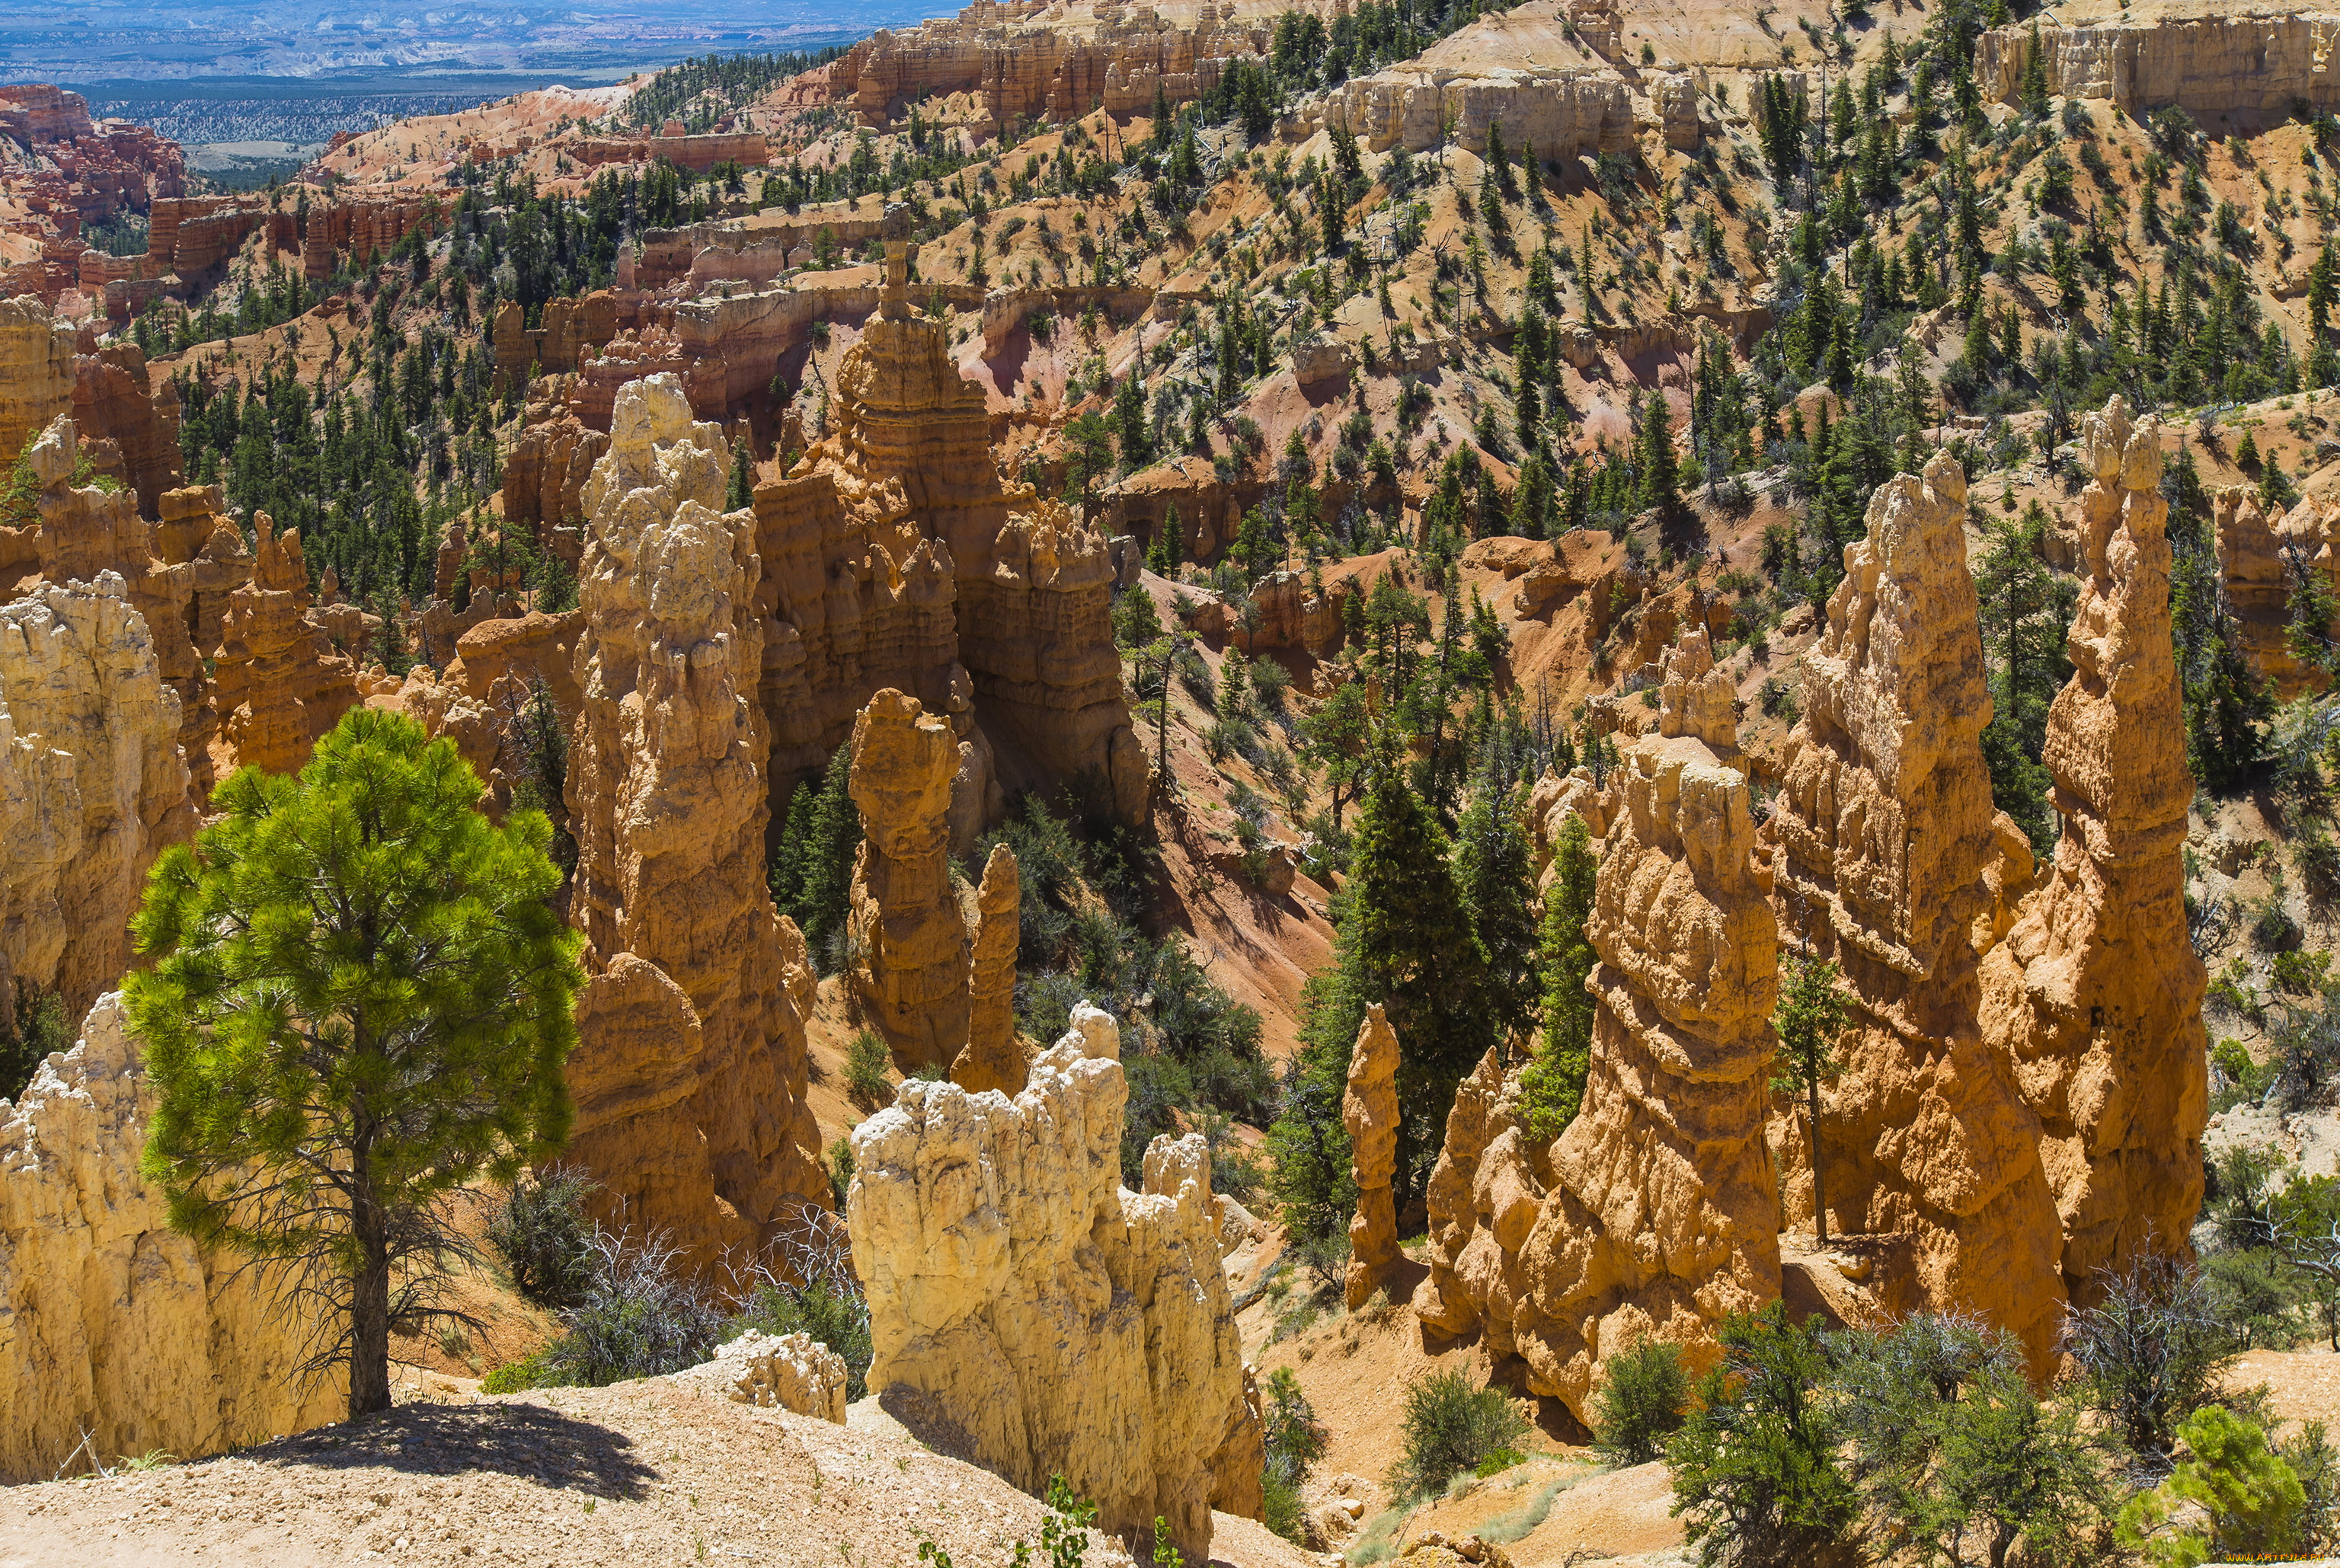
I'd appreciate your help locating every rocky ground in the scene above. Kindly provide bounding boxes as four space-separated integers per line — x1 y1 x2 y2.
0 1375 1319 1568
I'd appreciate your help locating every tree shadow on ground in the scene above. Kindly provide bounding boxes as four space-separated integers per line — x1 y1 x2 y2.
248 1400 658 1499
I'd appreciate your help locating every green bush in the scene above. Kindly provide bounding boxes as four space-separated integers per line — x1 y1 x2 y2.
0 985 69 1104
1387 1368 1531 1501
485 1165 598 1310
1261 1366 1327 1543
2118 1405 2305 1566
1667 1301 1855 1568
845 1029 893 1109
1592 1336 1688 1464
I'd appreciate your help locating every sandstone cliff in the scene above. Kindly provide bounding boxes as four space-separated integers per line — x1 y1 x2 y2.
0 995 340 1480
756 241 1143 825
1980 398 2209 1305
210 514 362 778
1976 14 2340 120
847 1004 1257 1560
0 574 192 1028
0 295 74 474
847 689 973 1068
1762 452 2067 1369
564 373 828 1253
26 416 211 788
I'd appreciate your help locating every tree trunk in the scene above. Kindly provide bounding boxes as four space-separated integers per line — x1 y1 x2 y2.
1808 1075 1829 1248
348 1197 394 1419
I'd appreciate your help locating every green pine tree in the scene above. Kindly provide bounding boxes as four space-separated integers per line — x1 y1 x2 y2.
127 708 585 1420
1520 813 1597 1141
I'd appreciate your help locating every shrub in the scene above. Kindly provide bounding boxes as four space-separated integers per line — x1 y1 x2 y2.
486 1165 598 1310
2118 1405 2305 1565
1668 1301 1855 1567
726 1207 873 1399
1834 1314 2105 1566
1261 1366 1328 1543
535 1225 721 1388
845 1029 893 1109
1593 1337 1688 1464
0 984 69 1104
2066 1252 2239 1470
1388 1369 1532 1501
823 1134 855 1210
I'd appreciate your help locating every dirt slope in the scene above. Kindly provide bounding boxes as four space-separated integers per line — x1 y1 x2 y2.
0 1375 1318 1568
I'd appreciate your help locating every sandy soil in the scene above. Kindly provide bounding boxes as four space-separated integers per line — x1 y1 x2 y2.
0 1375 1317 1568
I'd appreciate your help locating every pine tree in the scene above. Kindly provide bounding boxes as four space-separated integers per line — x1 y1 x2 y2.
1340 766 1495 1193
1772 949 1848 1246
1520 813 1596 1141
1636 388 1680 517
129 709 584 1420
727 438 754 509
1146 502 1184 574
1455 772 1537 1042
773 743 862 969
2019 21 2051 121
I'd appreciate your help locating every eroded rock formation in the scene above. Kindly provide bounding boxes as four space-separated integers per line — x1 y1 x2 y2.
1976 15 2340 119
210 514 361 778
0 296 74 474
952 841 1024 1095
755 240 1142 824
848 689 973 1067
1516 654 1779 1415
0 574 193 1027
1763 452 2067 1368
1343 1002 1402 1310
0 995 340 1480
564 373 828 1253
25 416 211 787
848 1004 1256 1560
1980 399 2209 1304
714 1330 849 1422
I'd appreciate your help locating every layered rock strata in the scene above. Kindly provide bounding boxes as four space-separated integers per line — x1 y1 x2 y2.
1513 641 1778 1417
0 995 340 1480
0 296 75 473
951 841 1025 1095
0 574 193 1027
26 417 210 787
1762 452 2067 1368
1976 15 2340 120
2214 485 2329 701
756 241 1143 824
563 374 828 1253
848 1004 1256 1560
1980 399 2209 1304
1343 1003 1402 1310
210 514 361 778
847 689 973 1067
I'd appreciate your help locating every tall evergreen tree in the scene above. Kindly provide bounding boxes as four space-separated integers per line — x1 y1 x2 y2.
1520 813 1597 1141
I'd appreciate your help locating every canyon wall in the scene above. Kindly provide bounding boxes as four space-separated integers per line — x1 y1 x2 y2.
0 994 340 1481
756 241 1143 822
847 1004 1256 1561
0 574 192 1029
1762 452 2067 1370
0 295 74 474
1980 398 2209 1305
1977 15 2340 120
563 373 829 1252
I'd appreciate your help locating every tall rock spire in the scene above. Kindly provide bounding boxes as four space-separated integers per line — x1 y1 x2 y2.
1981 397 2207 1304
1763 451 2067 1368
